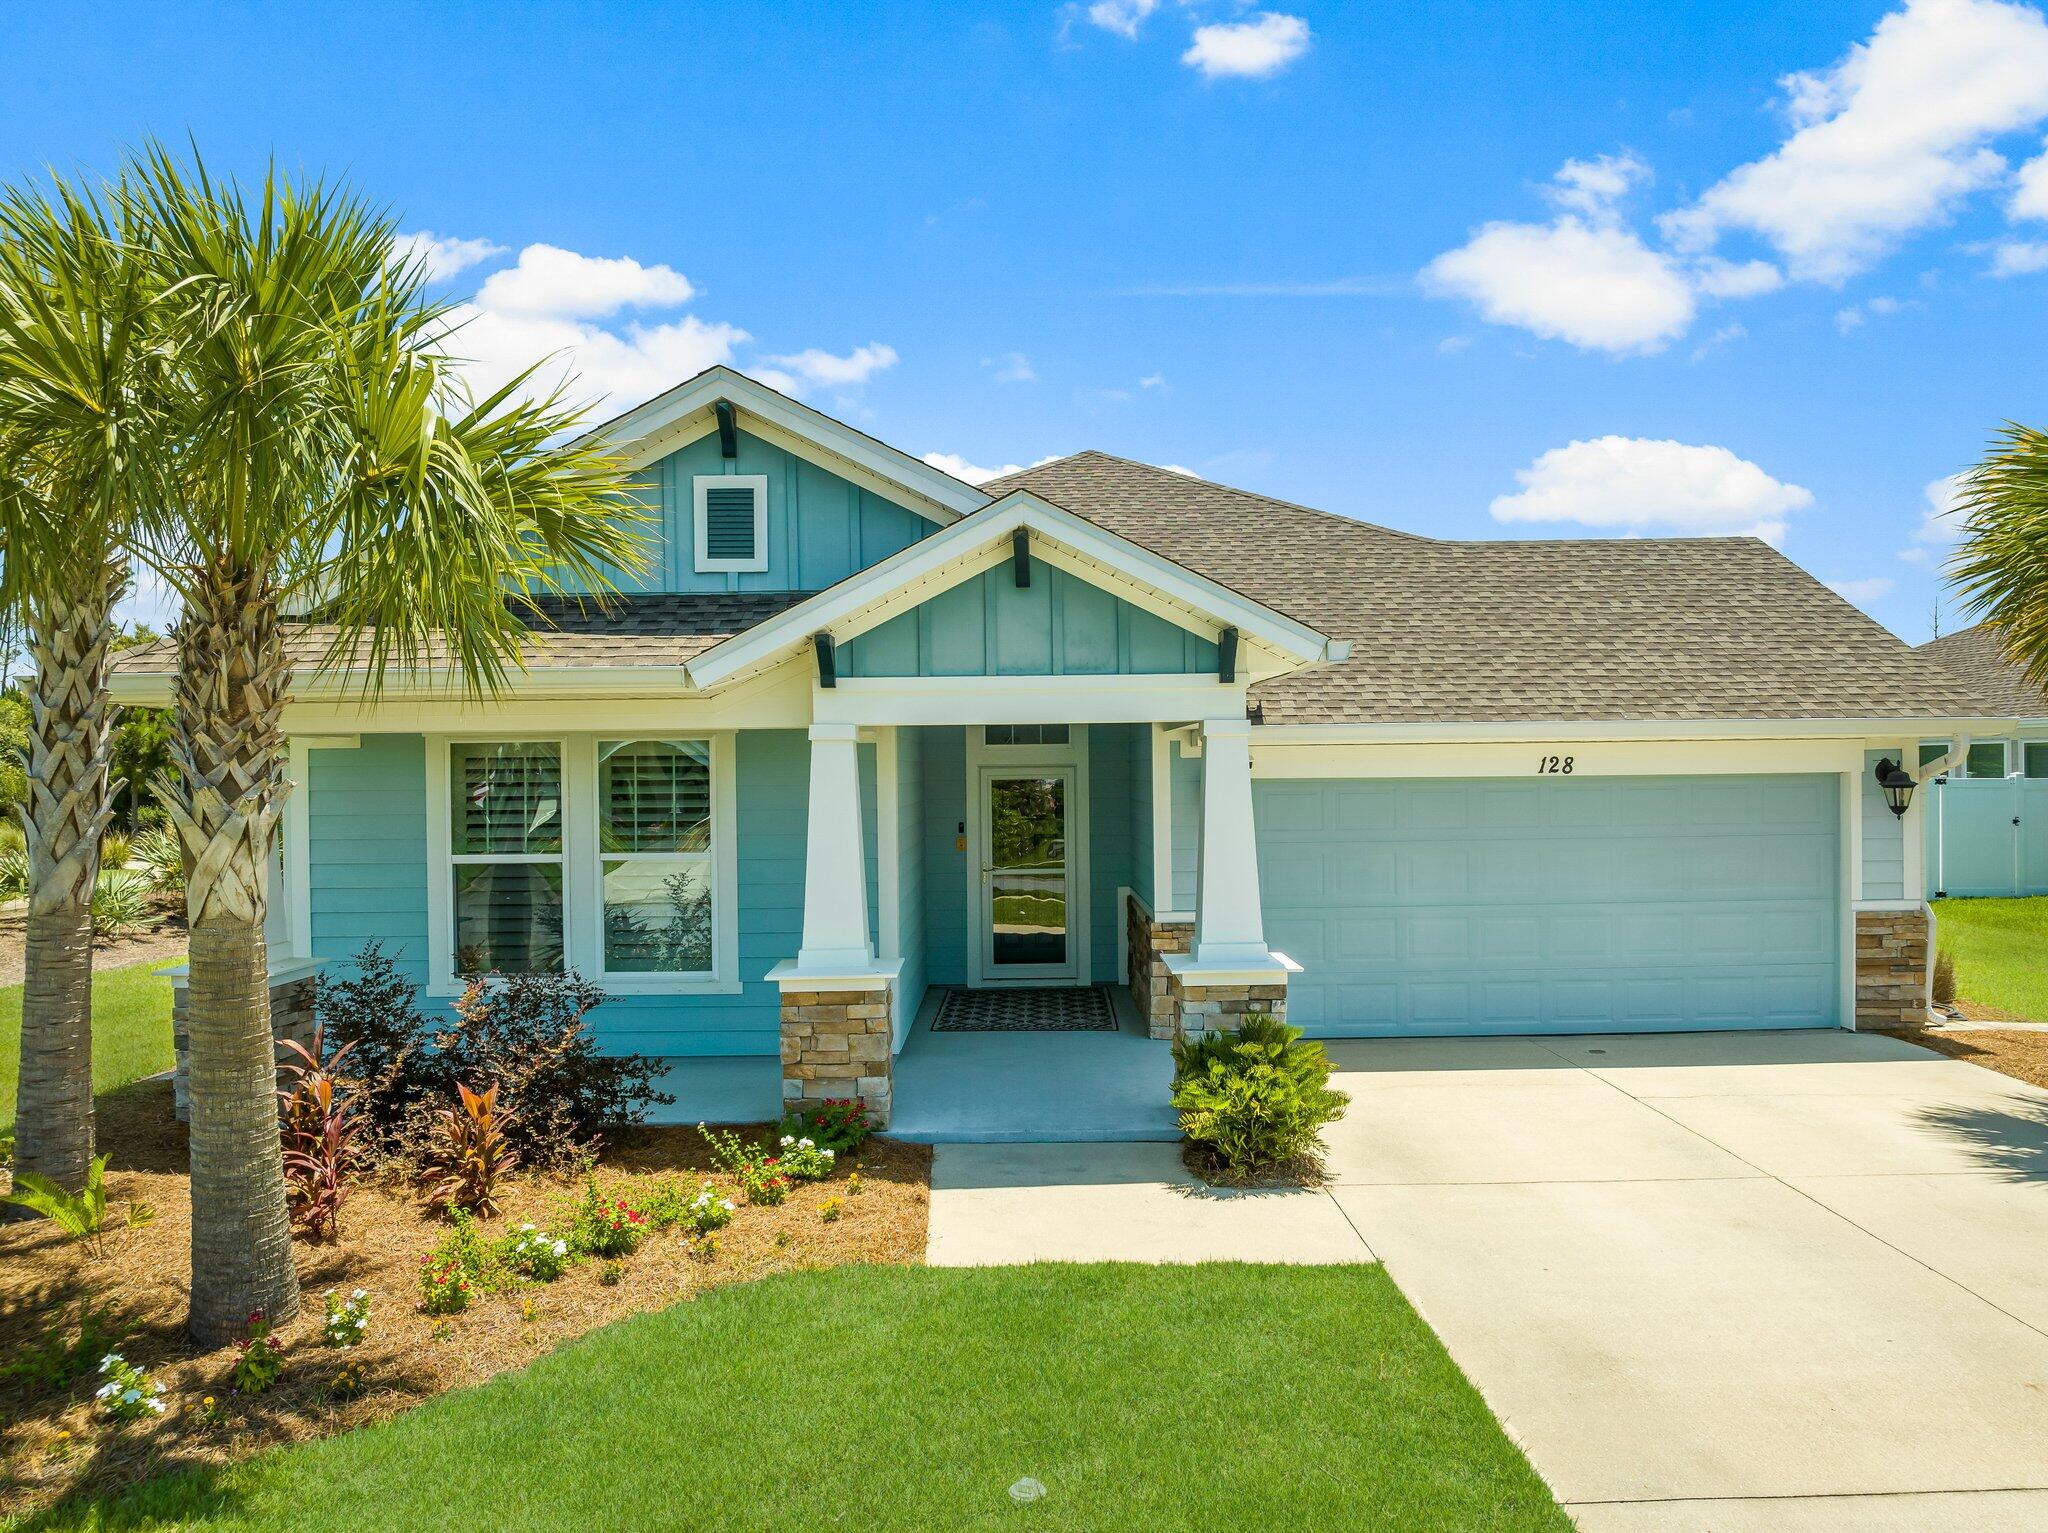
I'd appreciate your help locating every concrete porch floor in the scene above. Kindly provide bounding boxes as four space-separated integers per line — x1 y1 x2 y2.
887 984 1178 1143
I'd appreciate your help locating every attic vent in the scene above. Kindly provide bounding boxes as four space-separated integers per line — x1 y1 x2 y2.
693 474 769 574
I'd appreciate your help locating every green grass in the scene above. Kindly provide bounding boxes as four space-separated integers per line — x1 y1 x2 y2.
18 1264 1566 1532
0 960 177 1135
1933 897 2048 1020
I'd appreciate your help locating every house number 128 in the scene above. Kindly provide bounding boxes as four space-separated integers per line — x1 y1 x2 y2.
1536 755 1575 774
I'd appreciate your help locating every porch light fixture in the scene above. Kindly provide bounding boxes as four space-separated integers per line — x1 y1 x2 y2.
1872 757 1915 818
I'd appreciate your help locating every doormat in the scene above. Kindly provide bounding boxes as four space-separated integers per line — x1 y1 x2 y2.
931 986 1119 1032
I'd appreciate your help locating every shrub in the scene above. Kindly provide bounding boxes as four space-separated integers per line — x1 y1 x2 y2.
130 826 184 892
232 1311 284 1395
94 1353 167 1423
568 1175 648 1257
1933 947 1958 1007
502 1222 570 1282
0 846 26 900
321 1289 371 1348
6 1152 113 1253
317 945 673 1169
0 1298 134 1390
91 868 154 935
328 1360 366 1400
1170 1014 1348 1178
100 831 132 871
278 1026 362 1240
681 1181 735 1236
418 1081 520 1216
598 1259 624 1286
775 1134 836 1182
418 1256 471 1315
700 1125 792 1205
781 1098 871 1154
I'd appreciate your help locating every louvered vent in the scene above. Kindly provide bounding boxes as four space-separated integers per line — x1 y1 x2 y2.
702 485 759 563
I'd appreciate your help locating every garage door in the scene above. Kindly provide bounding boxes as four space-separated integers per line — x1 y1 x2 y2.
1255 775 1840 1037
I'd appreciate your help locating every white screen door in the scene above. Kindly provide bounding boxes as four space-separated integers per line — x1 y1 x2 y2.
980 768 1080 983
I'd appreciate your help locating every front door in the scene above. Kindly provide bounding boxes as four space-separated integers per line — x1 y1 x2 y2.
979 769 1081 983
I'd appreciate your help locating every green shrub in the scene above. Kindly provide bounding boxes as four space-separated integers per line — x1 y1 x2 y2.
568 1174 649 1257
0 845 26 901
1170 1014 1348 1178
131 825 184 892
91 867 154 935
232 1311 285 1395
100 831 132 871
1932 947 1958 1007
780 1097 871 1154
5 1152 113 1252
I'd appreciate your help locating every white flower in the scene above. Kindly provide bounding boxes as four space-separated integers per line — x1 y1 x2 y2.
779 1135 794 1146
96 1382 119 1399
722 1199 735 1212
821 1148 835 1159
352 1288 367 1300
146 1397 166 1414
552 1239 567 1256
100 1354 122 1371
799 1137 815 1149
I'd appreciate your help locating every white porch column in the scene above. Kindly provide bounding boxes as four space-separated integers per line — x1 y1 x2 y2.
796 722 874 972
1190 716 1272 967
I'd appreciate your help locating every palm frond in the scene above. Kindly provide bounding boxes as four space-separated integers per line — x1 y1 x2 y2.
1948 421 2048 692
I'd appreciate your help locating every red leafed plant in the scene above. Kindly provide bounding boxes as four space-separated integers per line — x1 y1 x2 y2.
278 1026 363 1241
419 1081 520 1217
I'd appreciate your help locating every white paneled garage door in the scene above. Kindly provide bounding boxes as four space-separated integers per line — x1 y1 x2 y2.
1255 774 1841 1037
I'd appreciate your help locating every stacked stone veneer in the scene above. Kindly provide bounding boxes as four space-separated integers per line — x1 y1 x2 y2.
780 988 893 1128
1127 900 1194 1040
1164 971 1289 1042
1855 908 1931 1030
172 974 317 1123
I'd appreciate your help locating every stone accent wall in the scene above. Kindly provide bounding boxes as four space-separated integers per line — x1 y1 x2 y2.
1164 971 1289 1043
1127 900 1194 1041
1855 908 1931 1030
780 988 893 1128
172 975 318 1123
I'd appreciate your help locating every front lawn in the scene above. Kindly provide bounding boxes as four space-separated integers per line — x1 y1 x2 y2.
1932 897 2048 1020
0 959 176 1134
18 1263 1565 1532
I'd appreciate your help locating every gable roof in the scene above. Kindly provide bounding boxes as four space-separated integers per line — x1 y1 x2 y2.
1918 622 2048 719
987 451 1995 726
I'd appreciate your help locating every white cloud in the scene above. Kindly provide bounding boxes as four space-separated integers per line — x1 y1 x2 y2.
1545 152 1650 218
1139 372 1166 388
1182 12 1311 79
1490 436 1814 545
919 451 1062 486
1835 293 1910 331
1087 0 1159 39
390 230 506 281
1160 463 1201 477
1659 0 2048 282
443 302 747 419
1988 237 2048 272
985 351 1037 384
1907 472 1970 554
1827 576 1896 604
474 244 696 318
1422 217 1696 355
1691 257 1784 297
754 343 900 391
1688 322 1748 361
2012 141 2048 218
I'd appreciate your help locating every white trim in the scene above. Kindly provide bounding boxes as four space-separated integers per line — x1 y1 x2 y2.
1251 737 1867 780
876 726 901 966
767 956 901 993
685 490 1335 690
692 473 770 574
1251 716 2021 745
425 731 740 998
1150 724 1175 914
965 724 1091 987
575 366 987 522
282 740 313 961
1162 951 1302 986
813 674 1248 727
1840 764 1859 1030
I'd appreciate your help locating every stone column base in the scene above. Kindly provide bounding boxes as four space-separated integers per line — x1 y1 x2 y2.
172 971 319 1123
1127 899 1194 1040
780 988 893 1128
1855 907 1931 1030
1163 973 1290 1042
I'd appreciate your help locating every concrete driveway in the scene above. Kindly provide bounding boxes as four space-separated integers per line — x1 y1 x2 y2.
926 1029 2048 1530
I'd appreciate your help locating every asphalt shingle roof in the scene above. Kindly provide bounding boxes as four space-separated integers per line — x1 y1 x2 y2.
1918 622 2048 718
986 451 1995 725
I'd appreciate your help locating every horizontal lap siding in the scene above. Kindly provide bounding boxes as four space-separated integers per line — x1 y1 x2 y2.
307 736 430 979
1258 775 1841 1037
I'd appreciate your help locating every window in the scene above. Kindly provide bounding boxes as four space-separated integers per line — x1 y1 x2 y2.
1966 740 2009 779
983 724 1070 747
693 474 768 573
449 742 565 976
2027 742 2048 779
1919 741 1951 769
598 740 714 974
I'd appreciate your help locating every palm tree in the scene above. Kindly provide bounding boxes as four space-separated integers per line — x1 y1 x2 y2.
0 173 164 1200
127 150 646 1342
1951 422 2048 684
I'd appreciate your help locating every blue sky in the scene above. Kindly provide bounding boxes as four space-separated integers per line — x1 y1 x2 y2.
7 0 2048 641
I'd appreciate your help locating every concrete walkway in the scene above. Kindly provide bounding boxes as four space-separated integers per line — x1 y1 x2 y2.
925 1030 2048 1531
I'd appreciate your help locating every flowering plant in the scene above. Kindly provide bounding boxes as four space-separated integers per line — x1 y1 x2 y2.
569 1177 648 1257
321 1289 371 1348
776 1135 835 1182
780 1098 871 1153
505 1222 570 1281
329 1359 366 1400
94 1352 166 1423
685 1181 736 1235
419 1255 472 1314
700 1124 792 1204
232 1311 284 1395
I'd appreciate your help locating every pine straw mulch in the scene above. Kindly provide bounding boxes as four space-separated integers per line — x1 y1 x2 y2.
0 1079 931 1519
0 897 189 987
1882 1019 2048 1093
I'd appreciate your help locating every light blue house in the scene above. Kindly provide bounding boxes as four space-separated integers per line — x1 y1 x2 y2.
112 369 2012 1136
1915 623 2048 899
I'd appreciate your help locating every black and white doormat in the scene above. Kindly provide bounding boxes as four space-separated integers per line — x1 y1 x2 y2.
931 986 1118 1032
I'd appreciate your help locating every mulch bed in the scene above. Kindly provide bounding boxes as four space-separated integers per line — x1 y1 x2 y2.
1885 1020 2048 1093
0 897 189 987
0 1080 930 1518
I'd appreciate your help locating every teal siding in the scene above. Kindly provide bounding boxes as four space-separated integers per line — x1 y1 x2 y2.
1258 775 1842 1037
919 727 969 986
892 729 928 1047
1130 727 1155 908
839 564 1220 677
1087 725 1140 982
307 735 430 977
573 427 931 596
1169 739 1201 912
1861 749 1906 901
1926 777 2048 896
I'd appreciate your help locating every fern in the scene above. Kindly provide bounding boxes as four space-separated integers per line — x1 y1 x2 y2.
6 1153 112 1252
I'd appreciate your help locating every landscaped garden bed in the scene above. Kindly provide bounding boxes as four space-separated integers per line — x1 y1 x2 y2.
0 1079 928 1518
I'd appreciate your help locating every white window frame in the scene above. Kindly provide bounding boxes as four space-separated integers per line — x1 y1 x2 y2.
2026 740 2048 780
1963 738 2012 779
426 732 740 997
693 473 770 574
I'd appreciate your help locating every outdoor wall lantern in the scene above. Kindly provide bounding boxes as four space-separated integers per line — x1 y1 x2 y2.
1873 757 1916 818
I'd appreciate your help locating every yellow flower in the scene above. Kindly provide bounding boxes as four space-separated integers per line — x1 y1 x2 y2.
202 1396 215 1407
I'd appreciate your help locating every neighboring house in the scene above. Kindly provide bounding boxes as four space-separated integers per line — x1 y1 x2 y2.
112 368 2009 1129
1916 623 2048 898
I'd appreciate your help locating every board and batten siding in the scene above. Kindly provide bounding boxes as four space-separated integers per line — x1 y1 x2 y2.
570 426 933 596
1859 748 1907 901
1087 724 1141 980
838 563 1220 678
307 729 875 1058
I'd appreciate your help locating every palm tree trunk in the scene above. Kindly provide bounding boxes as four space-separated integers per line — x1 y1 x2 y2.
7 573 119 1206
164 562 298 1344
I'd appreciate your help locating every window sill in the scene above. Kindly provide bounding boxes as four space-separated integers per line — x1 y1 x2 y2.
425 975 743 1000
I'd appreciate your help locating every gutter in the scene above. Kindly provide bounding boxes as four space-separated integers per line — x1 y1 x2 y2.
1250 716 2019 745
109 665 696 708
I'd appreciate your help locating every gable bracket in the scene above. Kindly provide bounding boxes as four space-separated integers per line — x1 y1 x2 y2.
1218 626 1239 684
1012 527 1032 588
813 631 837 689
714 399 739 459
